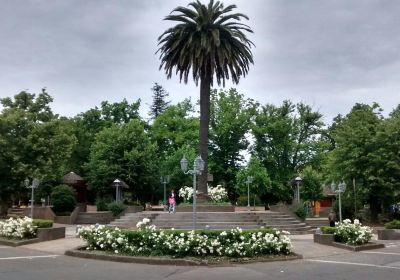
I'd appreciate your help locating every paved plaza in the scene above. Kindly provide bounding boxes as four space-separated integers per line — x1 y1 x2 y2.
1 225 400 280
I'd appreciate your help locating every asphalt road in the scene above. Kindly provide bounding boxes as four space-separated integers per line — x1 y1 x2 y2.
1 239 400 280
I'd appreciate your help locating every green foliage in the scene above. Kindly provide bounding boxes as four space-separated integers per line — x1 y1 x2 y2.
107 202 127 217
235 195 261 207
95 198 111 212
301 166 323 202
69 98 142 175
79 226 292 258
252 101 327 202
0 90 76 209
51 185 77 214
86 120 157 202
320 226 336 234
209 89 255 199
150 99 198 159
385 220 400 229
149 83 170 119
326 103 400 221
32 219 53 228
236 157 272 203
294 205 306 220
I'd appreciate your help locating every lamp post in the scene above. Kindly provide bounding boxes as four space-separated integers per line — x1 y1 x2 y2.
245 176 253 210
24 178 40 218
331 181 347 223
160 175 170 210
294 177 302 204
180 155 205 230
112 179 127 202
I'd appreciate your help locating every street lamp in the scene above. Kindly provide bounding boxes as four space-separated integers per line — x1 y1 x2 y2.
180 155 205 230
331 181 347 222
24 178 40 218
160 175 170 210
112 179 128 202
294 176 302 204
245 176 253 210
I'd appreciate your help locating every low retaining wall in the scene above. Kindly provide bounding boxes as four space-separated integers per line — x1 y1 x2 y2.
176 205 235 212
65 247 302 266
0 227 65 247
54 207 80 224
75 212 114 224
377 229 400 240
314 233 384 251
37 227 65 241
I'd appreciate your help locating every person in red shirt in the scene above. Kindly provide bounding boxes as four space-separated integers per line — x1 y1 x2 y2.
168 190 176 214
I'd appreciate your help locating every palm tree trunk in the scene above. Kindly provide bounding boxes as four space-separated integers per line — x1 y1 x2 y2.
198 72 211 194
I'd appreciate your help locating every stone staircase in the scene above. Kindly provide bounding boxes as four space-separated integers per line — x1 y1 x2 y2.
109 211 313 234
75 212 114 224
7 207 26 218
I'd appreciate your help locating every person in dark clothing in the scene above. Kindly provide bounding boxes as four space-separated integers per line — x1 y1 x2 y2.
328 210 337 227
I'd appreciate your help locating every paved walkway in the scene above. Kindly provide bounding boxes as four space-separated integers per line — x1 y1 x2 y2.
17 224 381 260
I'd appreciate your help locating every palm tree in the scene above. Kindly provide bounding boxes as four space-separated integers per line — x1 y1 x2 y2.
157 0 254 194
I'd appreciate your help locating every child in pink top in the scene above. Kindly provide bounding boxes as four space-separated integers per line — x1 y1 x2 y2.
168 190 176 213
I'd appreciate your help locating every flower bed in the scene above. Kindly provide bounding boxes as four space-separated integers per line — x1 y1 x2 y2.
314 219 378 250
334 219 372 245
77 222 292 259
0 217 37 239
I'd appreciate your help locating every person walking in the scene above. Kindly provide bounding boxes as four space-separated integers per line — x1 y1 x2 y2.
168 190 176 214
328 209 337 227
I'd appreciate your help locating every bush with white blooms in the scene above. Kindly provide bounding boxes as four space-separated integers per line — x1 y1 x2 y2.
179 185 228 202
0 217 37 239
77 220 292 258
335 219 372 245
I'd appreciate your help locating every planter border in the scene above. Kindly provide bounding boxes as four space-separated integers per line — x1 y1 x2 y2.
0 227 65 247
314 233 385 251
330 241 385 252
377 229 400 240
65 246 302 266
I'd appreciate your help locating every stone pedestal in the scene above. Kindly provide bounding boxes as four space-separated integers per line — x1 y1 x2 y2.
196 192 211 204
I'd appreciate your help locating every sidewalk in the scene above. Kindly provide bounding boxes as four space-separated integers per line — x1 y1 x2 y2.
20 224 85 255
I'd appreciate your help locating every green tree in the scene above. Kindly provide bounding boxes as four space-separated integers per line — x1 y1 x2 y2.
69 99 142 175
150 99 198 159
51 185 77 214
86 120 157 202
326 103 384 221
236 157 271 204
300 166 323 202
149 83 170 119
252 101 326 201
0 90 76 212
157 0 254 193
209 88 255 198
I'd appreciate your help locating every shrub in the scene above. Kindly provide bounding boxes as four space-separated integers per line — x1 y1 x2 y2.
294 205 306 220
51 185 77 214
385 219 400 229
320 226 335 234
107 202 127 217
334 219 372 245
236 195 261 207
0 217 37 239
78 223 292 258
33 219 53 228
95 198 110 211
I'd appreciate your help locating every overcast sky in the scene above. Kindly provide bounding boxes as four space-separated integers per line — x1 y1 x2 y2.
1 0 399 123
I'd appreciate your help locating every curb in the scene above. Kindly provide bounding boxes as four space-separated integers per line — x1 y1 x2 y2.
330 241 385 252
0 237 40 247
65 247 302 266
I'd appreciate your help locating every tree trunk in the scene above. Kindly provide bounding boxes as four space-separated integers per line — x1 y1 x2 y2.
198 72 211 194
